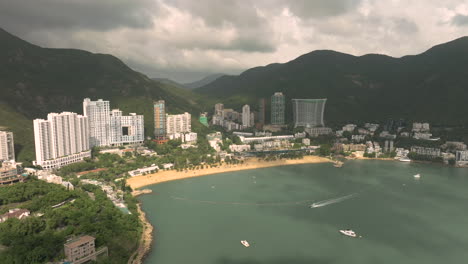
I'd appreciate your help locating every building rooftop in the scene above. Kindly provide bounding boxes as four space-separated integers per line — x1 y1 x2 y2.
64 235 95 249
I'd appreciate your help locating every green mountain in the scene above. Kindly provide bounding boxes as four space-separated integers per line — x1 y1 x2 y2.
0 28 207 162
195 37 468 126
183 73 225 89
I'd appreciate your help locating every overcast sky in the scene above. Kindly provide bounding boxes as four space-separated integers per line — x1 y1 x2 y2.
1 0 467 83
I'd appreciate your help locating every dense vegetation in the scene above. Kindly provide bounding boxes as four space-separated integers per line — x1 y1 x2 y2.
0 27 212 162
196 36 468 126
0 179 141 263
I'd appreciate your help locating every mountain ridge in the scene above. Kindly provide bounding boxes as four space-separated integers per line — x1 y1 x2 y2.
195 36 468 125
0 27 206 161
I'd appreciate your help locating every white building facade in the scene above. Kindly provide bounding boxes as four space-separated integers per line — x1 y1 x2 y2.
84 98 144 147
242 105 251 128
33 112 91 170
0 131 15 161
83 98 110 147
166 112 191 135
109 110 144 145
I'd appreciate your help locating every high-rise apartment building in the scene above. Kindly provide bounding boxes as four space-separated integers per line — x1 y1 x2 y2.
110 110 144 145
0 131 15 161
83 98 110 147
258 98 266 125
271 92 285 125
214 103 224 116
154 100 166 139
33 112 90 170
242 105 251 128
84 98 144 146
292 99 327 128
166 112 191 135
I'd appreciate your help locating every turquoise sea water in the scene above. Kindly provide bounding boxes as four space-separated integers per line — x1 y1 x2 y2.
138 160 468 264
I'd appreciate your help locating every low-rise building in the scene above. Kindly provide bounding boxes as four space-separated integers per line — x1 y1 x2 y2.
413 132 432 140
364 123 379 132
455 150 468 166
351 135 366 142
162 163 174 170
379 131 397 139
233 132 254 137
255 131 272 137
305 127 333 137
229 144 251 152
395 148 410 158
64 235 108 264
412 122 430 132
294 132 306 138
342 124 357 132
181 144 197 149
400 132 410 138
357 128 371 135
411 146 441 157
302 138 311 146
184 132 198 144
128 165 159 177
239 135 294 144
0 160 21 185
0 208 30 223
442 141 467 152
343 144 366 152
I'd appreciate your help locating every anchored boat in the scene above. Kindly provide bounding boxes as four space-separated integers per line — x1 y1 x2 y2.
339 229 358 238
240 240 250 247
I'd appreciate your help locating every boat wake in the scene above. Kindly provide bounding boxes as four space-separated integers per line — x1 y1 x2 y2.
171 196 314 206
310 193 358 208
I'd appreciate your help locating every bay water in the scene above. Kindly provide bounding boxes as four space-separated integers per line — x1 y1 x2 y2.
139 160 468 264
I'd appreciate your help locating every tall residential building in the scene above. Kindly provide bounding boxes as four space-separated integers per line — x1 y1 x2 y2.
292 99 327 128
110 110 144 145
242 104 251 128
154 100 166 139
271 92 285 125
0 131 15 161
83 98 110 147
33 112 90 170
214 103 224 116
84 98 144 146
258 98 266 125
166 112 191 135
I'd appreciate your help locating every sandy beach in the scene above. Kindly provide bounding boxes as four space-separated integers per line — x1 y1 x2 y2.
127 155 332 190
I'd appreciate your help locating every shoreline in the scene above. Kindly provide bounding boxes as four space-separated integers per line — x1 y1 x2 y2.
127 155 332 190
128 203 154 264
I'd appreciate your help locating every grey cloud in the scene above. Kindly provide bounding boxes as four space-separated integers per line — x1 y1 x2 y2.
167 0 264 28
392 18 419 34
0 0 156 34
283 0 362 19
164 0 276 52
451 14 468 26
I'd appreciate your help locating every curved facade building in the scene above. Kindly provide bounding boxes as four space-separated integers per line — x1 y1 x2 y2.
292 99 327 128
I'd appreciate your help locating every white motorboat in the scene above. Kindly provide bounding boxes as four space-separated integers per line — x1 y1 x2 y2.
414 173 421 179
399 157 411 162
339 229 357 238
240 240 250 247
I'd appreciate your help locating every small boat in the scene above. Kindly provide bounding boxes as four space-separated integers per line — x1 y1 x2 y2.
399 157 411 162
334 161 344 168
240 240 250 247
414 173 421 179
339 229 357 238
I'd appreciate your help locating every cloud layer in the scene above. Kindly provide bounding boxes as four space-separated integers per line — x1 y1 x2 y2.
1 0 467 82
